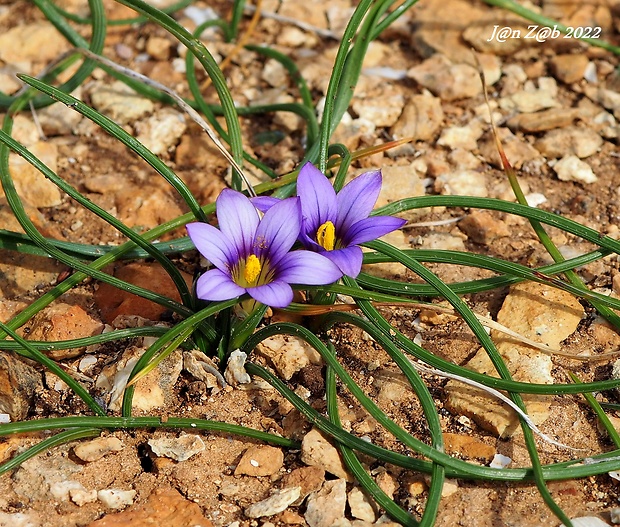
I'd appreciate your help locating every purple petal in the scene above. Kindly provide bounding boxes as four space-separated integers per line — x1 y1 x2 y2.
195 269 246 301
251 196 280 213
297 162 337 232
276 250 342 285
216 189 260 258
336 170 382 233
324 246 364 278
254 197 301 265
186 222 238 271
344 216 407 246
249 280 293 308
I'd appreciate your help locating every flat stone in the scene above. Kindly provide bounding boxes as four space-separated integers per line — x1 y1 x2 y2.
244 487 301 519
89 80 155 125
506 108 582 133
445 281 584 436
37 90 84 136
535 127 603 159
146 36 171 61
20 303 103 360
550 53 590 84
9 141 61 208
280 466 326 505
553 155 598 184
437 121 484 150
301 428 351 481
305 479 348 527
348 487 377 523
351 93 405 127
234 445 284 477
134 108 187 156
148 433 205 462
375 470 398 498
87 487 213 527
390 92 444 142
462 22 530 55
500 78 559 113
0 351 42 421
95 347 183 412
113 184 186 230
478 128 542 169
73 436 124 463
375 163 426 209
407 54 481 101
94 262 192 323
256 334 322 381
419 232 466 252
0 21 70 65
443 432 496 462
458 211 511 245
584 86 620 120
434 170 489 197
97 489 136 510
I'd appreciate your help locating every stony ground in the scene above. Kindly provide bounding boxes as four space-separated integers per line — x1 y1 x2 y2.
2 0 620 526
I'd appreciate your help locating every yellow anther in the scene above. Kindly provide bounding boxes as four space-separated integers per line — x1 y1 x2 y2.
243 254 262 285
316 221 336 251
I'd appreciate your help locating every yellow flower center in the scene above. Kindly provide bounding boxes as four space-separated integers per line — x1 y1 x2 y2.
316 221 336 251
243 254 262 286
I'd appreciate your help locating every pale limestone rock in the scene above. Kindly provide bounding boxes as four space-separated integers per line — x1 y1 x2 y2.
234 445 284 477
437 121 484 150
435 170 489 197
535 127 603 159
407 54 481 101
97 489 137 510
375 164 426 209
135 108 187 156
445 281 584 436
183 349 222 390
256 334 322 380
244 487 301 519
0 22 70 66
0 512 40 527
500 77 559 113
390 92 444 142
584 86 620 120
351 93 405 127
348 487 377 523
478 127 542 169
69 486 98 506
301 428 351 481
419 232 466 252
73 437 124 463
462 22 530 55
305 479 348 527
96 347 182 412
148 434 205 462
37 90 84 136
262 58 288 88
225 349 252 386
89 80 154 124
553 155 598 184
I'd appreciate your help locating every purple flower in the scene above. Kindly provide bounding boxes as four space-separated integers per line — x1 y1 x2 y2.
257 163 406 277
186 189 343 308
